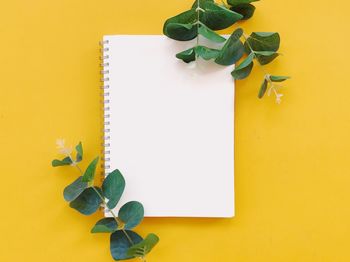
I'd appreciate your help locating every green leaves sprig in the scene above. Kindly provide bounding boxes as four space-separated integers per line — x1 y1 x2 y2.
163 0 289 103
52 141 159 261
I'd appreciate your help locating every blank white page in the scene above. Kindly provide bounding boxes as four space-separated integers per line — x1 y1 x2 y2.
103 35 234 217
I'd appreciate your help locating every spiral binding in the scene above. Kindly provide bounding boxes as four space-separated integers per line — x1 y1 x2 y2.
100 39 111 177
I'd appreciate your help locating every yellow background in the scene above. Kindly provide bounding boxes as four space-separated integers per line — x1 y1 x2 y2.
0 0 349 261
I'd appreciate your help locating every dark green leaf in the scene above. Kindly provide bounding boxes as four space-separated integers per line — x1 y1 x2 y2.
163 9 197 41
102 169 126 209
127 233 160 258
254 51 279 65
52 157 72 167
110 230 143 260
195 46 220 60
258 78 268 98
63 176 88 202
200 2 243 30
91 218 118 233
215 28 244 66
228 0 259 6
69 187 102 215
118 201 144 230
245 32 280 53
176 48 196 63
82 157 99 183
231 52 254 79
198 23 226 43
269 75 290 82
75 142 83 162
230 3 255 20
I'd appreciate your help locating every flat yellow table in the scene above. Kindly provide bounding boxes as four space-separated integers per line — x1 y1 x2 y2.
1 0 349 261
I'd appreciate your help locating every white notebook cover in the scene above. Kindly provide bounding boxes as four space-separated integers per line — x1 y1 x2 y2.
102 35 234 217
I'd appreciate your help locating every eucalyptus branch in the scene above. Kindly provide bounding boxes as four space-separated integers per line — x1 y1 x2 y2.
52 140 159 261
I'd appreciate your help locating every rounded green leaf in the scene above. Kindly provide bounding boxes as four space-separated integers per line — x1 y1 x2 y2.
200 2 243 30
63 176 88 202
102 169 126 209
127 233 160 258
82 157 99 182
198 24 226 43
269 75 290 82
195 46 220 60
91 218 118 233
52 157 72 167
69 187 102 215
215 28 244 66
230 3 255 20
258 78 268 98
254 51 279 65
245 32 280 53
231 52 254 80
75 142 83 162
110 230 143 260
176 48 196 63
118 201 144 230
163 9 197 41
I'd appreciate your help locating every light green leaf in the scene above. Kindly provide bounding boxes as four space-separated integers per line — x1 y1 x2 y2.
110 230 143 260
231 52 254 79
200 2 243 30
176 48 196 63
102 169 125 209
82 157 99 183
215 28 244 66
228 0 259 6
52 157 72 167
269 75 290 82
118 201 144 230
230 4 256 20
91 218 118 233
63 176 88 202
127 233 160 258
198 23 226 43
245 32 280 53
75 142 83 162
69 187 102 215
195 46 221 60
258 78 268 98
163 9 197 41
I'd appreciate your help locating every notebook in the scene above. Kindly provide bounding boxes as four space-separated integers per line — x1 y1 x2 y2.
101 35 234 217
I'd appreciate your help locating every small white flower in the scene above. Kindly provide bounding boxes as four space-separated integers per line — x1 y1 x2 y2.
56 138 72 155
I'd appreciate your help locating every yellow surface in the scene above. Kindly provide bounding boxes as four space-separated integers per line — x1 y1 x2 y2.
0 0 349 261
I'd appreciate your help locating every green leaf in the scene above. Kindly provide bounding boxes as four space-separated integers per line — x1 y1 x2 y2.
258 78 268 98
63 176 88 202
198 23 226 43
200 2 243 30
163 9 197 41
228 0 259 5
245 32 280 53
195 46 220 60
127 233 160 258
176 48 196 63
52 157 72 167
75 142 83 162
102 169 126 209
118 201 144 230
69 187 102 215
192 0 214 8
230 3 255 20
110 230 143 260
91 218 118 233
269 75 290 82
215 28 244 66
253 51 279 65
231 52 254 79
82 157 99 183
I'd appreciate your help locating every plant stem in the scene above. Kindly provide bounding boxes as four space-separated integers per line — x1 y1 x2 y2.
68 155 134 246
